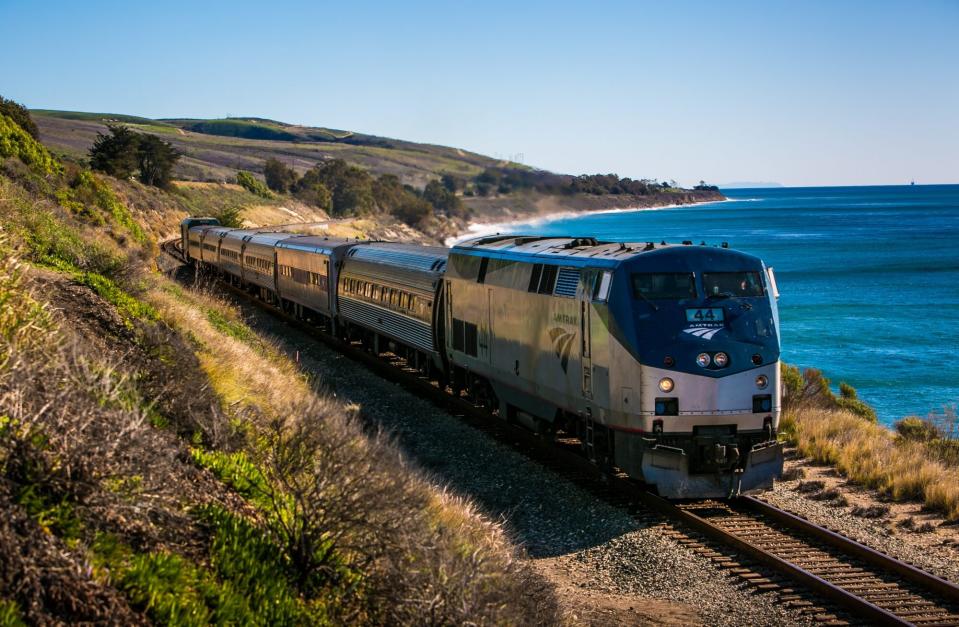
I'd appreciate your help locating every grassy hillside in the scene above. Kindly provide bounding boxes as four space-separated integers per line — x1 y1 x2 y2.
0 113 557 624
33 110 506 188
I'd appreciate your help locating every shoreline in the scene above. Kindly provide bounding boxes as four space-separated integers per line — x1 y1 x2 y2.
446 197 733 245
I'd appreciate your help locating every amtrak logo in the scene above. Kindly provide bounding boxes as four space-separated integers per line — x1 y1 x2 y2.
548 327 576 373
684 327 722 340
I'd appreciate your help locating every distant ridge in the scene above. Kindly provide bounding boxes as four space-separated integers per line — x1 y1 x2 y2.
718 181 784 189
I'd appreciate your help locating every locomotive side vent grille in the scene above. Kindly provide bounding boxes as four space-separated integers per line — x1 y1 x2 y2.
553 268 580 298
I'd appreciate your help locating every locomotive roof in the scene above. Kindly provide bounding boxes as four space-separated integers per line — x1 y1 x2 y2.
452 234 748 267
345 242 450 273
275 235 358 253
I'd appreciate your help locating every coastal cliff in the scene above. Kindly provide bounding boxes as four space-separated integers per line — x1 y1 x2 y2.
462 188 725 224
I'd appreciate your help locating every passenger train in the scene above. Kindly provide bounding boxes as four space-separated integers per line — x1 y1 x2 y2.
181 217 784 498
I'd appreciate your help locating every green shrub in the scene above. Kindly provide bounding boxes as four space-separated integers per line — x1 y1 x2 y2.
75 271 158 326
0 598 26 627
236 171 272 199
60 170 150 245
204 308 261 349
781 362 876 422
210 205 243 228
191 449 273 510
896 416 941 441
92 534 257 626
0 96 39 140
197 505 315 624
0 114 62 176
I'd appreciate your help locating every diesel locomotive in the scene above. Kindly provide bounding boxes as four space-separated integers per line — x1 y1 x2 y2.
180 217 784 498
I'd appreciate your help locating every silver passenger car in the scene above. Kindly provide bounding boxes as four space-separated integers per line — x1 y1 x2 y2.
181 217 219 262
275 236 357 325
240 232 293 295
338 243 449 370
215 228 248 280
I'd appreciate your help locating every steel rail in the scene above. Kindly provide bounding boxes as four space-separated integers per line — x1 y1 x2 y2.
740 496 959 604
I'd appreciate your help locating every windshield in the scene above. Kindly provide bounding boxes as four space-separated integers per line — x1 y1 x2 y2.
631 272 696 300
702 271 765 298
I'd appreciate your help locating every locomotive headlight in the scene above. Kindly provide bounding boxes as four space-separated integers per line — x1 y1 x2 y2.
713 352 730 368
658 377 674 393
696 353 711 368
755 374 769 389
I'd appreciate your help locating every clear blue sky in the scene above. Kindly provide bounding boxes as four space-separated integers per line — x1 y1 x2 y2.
1 0 956 186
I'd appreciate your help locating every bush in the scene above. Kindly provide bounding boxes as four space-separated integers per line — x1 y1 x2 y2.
263 158 298 193
236 171 272 199
0 115 62 176
781 363 876 422
0 96 39 140
896 416 941 441
209 205 243 228
60 170 150 245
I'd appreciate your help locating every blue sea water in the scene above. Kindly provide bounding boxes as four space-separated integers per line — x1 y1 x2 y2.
489 185 959 425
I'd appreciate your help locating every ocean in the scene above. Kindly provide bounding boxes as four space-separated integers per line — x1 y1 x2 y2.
478 185 959 425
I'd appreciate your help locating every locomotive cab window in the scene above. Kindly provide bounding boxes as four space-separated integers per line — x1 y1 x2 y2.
702 271 765 298
593 271 612 302
631 273 696 300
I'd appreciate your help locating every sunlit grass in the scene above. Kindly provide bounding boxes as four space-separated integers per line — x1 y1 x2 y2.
786 407 959 520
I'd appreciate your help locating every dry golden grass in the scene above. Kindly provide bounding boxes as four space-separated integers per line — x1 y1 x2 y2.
145 276 558 623
147 280 311 417
786 407 959 520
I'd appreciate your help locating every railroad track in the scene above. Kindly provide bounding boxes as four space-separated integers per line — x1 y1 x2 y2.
161 239 959 626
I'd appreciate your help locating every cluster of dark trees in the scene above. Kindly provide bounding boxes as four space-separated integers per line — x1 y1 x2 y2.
89 125 180 188
693 180 720 191
0 96 39 140
263 157 467 226
466 166 679 197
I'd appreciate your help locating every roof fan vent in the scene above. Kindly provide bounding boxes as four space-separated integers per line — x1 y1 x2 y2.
565 237 598 249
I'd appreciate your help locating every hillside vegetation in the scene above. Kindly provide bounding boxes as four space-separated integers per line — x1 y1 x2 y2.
33 110 502 188
780 366 959 520
0 106 557 623
33 109 724 234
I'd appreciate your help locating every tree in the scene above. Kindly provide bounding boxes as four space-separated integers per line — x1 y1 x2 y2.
371 174 406 211
392 194 433 227
423 179 464 217
0 95 39 140
296 159 375 217
89 125 141 179
293 176 332 211
136 133 180 187
264 157 298 193
440 173 461 193
237 171 273 198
